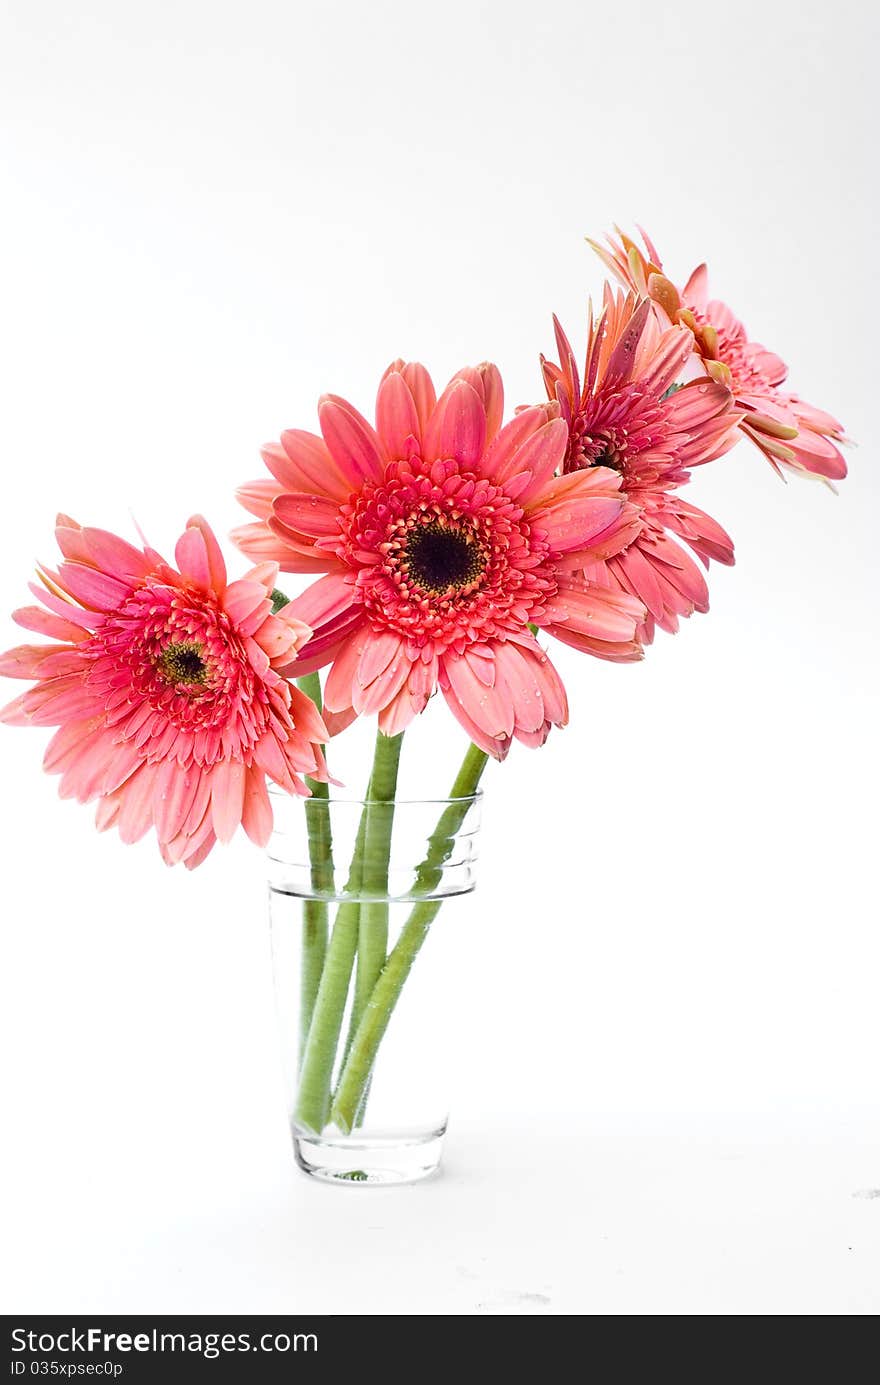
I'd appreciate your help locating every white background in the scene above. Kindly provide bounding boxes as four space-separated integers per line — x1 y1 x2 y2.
1 0 877 1315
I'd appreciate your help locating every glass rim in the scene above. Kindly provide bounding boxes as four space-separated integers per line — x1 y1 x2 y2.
268 784 483 808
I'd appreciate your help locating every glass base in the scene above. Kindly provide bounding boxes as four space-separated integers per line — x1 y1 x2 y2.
293 1128 446 1185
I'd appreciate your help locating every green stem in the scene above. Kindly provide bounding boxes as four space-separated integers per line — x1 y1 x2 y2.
295 672 333 1064
292 731 403 1135
352 733 403 1031
330 742 489 1134
293 807 369 1135
341 730 404 1128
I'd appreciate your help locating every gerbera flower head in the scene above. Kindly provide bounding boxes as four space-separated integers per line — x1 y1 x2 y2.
0 515 328 867
589 226 848 483
233 361 645 759
541 286 740 642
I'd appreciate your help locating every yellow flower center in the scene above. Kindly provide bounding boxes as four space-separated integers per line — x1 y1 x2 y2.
158 641 208 685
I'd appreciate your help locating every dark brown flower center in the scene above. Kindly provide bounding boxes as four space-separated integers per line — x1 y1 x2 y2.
158 641 208 685
404 521 486 594
591 445 623 472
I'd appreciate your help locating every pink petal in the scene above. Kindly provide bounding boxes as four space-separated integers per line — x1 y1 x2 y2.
529 476 626 554
323 632 368 713
0 643 74 679
643 533 710 606
243 634 271 679
285 611 363 678
43 718 102 775
357 629 405 688
551 314 580 402
353 643 411 716
80 529 153 581
544 621 643 663
454 363 504 442
635 224 663 266
54 522 93 566
423 379 486 468
525 640 568 725
497 419 568 504
230 521 330 573
95 795 122 833
288 572 357 631
12 605 89 643
481 365 504 442
512 724 552 750
463 644 495 688
398 362 437 436
277 431 352 501
441 649 514 742
319 395 386 487
660 498 735 567
544 576 647 640
438 667 511 761
22 647 85 679
788 396 844 436
243 559 280 590
99 738 149 798
187 515 227 592
377 681 420 737
273 492 342 539
616 543 681 621
236 478 283 519
174 517 227 593
241 765 273 846
252 612 301 661
210 758 246 843
181 824 217 870
492 641 545 733
221 578 271 634
635 325 694 396
152 760 203 844
26 582 96 629
253 731 293 789
323 705 359 738
174 525 212 592
55 731 117 803
682 263 709 312
602 299 652 388
287 683 330 744
0 691 30 724
481 404 556 486
664 377 734 430
54 563 130 612
609 537 706 634
18 675 102 725
406 654 438 708
376 369 421 458
272 604 313 656
167 787 216 865
750 348 788 388
787 426 848 481
116 762 158 844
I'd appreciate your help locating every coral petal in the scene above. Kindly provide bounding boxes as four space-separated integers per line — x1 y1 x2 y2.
376 369 421 457
423 379 486 467
319 396 386 487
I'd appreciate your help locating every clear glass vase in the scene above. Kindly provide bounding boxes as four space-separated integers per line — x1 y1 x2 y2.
269 791 482 1185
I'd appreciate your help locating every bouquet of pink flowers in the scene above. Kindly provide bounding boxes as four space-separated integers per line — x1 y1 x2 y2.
0 228 848 1184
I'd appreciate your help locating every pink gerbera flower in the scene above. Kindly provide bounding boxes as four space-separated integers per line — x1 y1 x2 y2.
541 288 740 643
589 227 848 482
233 362 644 759
0 515 328 868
